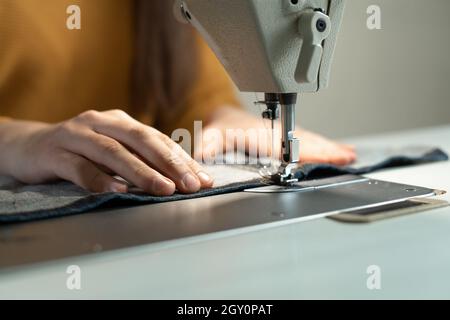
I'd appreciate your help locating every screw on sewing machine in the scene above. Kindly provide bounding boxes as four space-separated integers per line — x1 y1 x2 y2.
316 19 327 32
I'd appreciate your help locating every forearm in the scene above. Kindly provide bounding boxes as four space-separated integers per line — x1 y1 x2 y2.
208 105 269 131
0 119 50 177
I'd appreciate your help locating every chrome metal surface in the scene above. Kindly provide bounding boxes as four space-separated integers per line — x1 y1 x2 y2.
245 175 368 193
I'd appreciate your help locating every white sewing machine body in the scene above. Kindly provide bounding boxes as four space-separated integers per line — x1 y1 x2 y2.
175 0 346 94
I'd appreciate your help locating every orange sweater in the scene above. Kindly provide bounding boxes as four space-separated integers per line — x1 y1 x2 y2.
0 0 240 134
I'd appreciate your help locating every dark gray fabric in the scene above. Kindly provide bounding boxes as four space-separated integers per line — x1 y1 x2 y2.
294 147 449 180
0 147 447 223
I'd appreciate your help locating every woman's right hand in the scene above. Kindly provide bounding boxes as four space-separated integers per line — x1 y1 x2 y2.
0 110 213 195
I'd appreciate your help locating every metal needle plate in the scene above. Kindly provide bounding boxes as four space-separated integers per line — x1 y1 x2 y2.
244 175 369 193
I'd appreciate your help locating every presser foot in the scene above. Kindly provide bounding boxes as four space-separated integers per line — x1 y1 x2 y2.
271 163 299 186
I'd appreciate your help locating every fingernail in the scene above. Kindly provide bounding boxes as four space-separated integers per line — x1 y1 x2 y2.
156 178 176 195
197 171 213 185
182 173 201 192
109 182 127 193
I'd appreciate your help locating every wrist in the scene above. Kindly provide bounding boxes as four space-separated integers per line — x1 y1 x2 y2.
0 120 51 177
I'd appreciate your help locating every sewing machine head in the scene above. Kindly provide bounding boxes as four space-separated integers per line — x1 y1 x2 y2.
174 0 346 184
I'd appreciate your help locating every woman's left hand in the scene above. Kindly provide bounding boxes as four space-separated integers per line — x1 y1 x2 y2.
204 106 357 165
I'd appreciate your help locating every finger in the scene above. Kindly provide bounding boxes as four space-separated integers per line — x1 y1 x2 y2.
58 126 176 196
52 150 128 193
339 143 356 151
89 117 202 193
337 147 357 164
94 163 115 175
162 136 214 188
299 150 355 166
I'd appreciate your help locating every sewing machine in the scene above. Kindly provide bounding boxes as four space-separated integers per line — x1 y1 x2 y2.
174 0 345 184
1 1 449 297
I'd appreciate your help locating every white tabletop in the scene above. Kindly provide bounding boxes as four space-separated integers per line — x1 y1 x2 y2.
1 125 449 299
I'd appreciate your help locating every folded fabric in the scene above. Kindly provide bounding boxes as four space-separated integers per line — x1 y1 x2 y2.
0 146 447 223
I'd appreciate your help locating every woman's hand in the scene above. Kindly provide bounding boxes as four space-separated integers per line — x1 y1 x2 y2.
0 110 213 195
205 106 357 165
